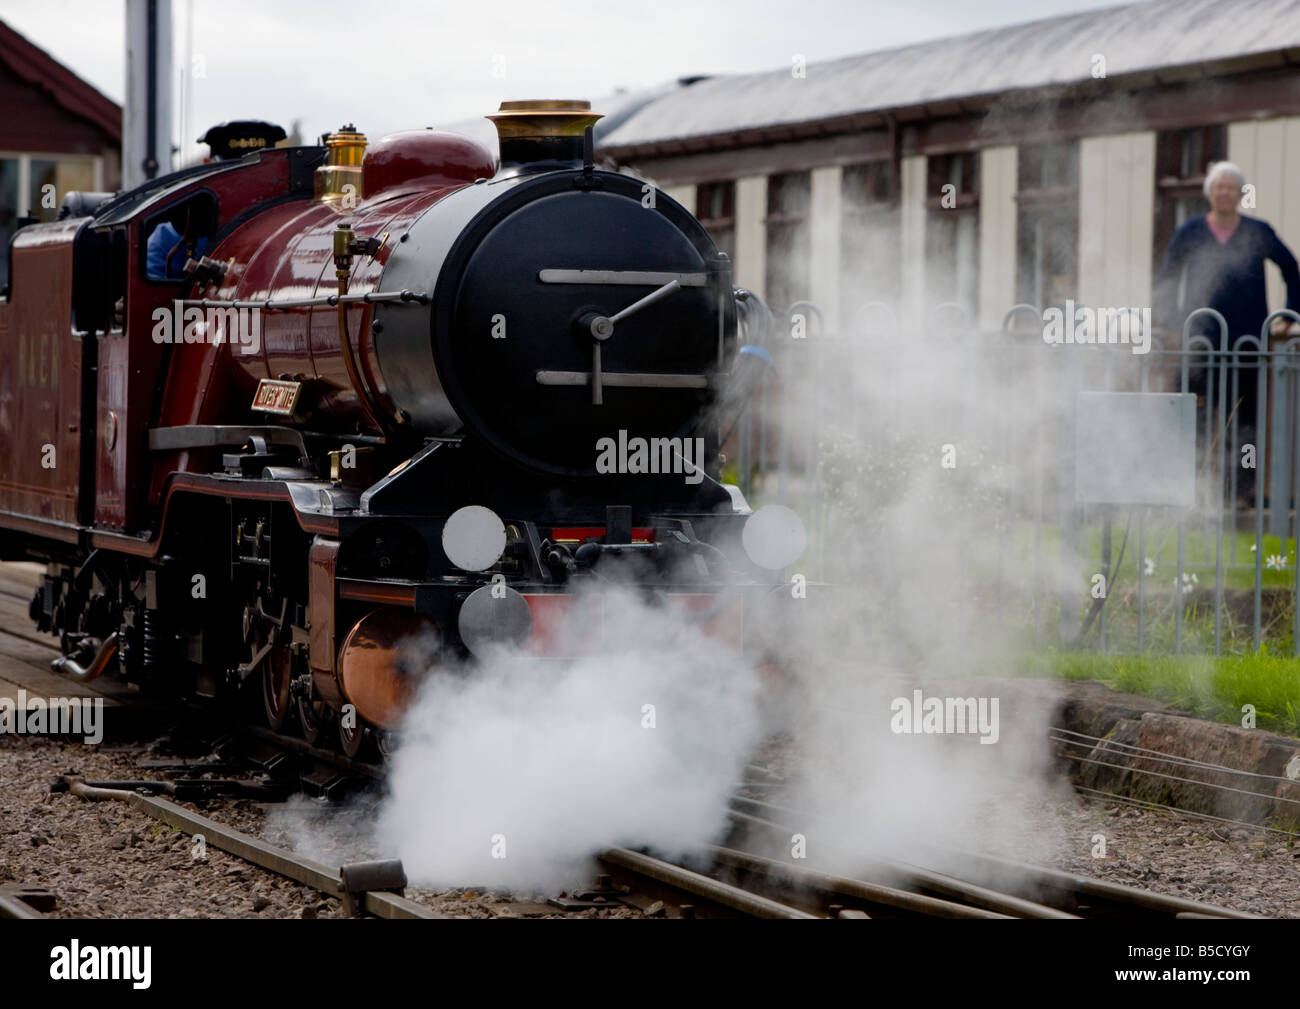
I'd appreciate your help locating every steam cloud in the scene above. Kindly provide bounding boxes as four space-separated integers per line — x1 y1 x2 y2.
377 585 765 892
318 99 1189 893
740 326 1075 879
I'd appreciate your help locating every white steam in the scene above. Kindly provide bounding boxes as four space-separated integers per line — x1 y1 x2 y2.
378 585 764 892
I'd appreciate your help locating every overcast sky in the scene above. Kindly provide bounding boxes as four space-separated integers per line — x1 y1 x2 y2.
3 0 1129 163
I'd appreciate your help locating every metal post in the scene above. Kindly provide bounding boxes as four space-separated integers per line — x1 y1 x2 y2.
1289 345 1300 657
1228 357 1239 565
1099 508 1111 652
758 370 767 497
1202 349 1213 567
1002 305 1044 636
739 398 751 500
1252 311 1300 649
1061 354 1080 647
1269 351 1290 539
1266 311 1300 653
1213 327 1228 656
1137 510 1146 652
1179 310 1229 653
1137 353 1150 653
124 0 174 189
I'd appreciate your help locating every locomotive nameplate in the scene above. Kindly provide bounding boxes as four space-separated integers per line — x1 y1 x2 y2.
251 379 302 416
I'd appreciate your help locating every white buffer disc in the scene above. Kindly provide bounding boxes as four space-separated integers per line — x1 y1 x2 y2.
741 504 807 570
442 505 506 572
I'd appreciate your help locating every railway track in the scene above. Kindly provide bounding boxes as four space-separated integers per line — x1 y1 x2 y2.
0 567 420 919
48 775 436 919
0 568 382 800
727 788 1260 920
0 564 1274 920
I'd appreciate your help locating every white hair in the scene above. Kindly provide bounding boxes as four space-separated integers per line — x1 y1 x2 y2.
1204 161 1246 198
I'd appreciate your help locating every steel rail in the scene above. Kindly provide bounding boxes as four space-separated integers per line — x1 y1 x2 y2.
726 805 1076 919
709 846 1010 920
59 776 441 919
915 840 1259 920
598 847 817 919
730 794 1252 920
0 893 43 919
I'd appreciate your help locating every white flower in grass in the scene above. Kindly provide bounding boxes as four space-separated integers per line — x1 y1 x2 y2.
1265 554 1287 570
1143 557 1156 576
1177 572 1199 594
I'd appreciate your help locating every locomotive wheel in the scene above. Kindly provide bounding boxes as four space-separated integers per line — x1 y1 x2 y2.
338 712 367 759
297 694 330 746
375 729 398 761
262 647 294 732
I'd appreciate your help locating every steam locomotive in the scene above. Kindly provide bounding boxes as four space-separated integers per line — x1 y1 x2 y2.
0 100 791 756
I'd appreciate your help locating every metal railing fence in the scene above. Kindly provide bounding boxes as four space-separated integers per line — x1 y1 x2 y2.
732 300 1300 655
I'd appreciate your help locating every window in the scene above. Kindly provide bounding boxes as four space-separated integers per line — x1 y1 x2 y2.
141 191 219 282
1154 125 1226 272
0 158 18 288
1015 141 1079 312
695 181 735 262
924 152 980 323
0 153 101 290
844 160 893 207
764 171 811 314
29 159 58 222
840 161 898 326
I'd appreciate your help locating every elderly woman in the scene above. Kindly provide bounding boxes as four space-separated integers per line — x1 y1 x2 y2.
1157 161 1300 344
1155 161 1300 503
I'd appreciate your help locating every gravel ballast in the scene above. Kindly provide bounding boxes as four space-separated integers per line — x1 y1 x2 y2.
2 732 1296 918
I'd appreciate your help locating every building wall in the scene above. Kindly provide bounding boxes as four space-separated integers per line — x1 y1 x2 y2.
647 119 1300 336
0 62 109 157
1229 116 1300 316
1078 132 1156 310
734 175 767 298
809 165 841 331
0 59 119 194
977 146 1017 330
661 183 695 215
899 154 927 328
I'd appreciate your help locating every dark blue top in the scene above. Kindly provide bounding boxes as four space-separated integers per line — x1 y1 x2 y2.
1155 215 1300 344
145 222 208 280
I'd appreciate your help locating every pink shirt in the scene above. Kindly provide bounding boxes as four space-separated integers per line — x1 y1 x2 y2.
1207 214 1240 244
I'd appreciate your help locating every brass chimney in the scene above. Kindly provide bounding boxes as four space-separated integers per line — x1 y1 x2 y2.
486 100 603 171
314 124 367 204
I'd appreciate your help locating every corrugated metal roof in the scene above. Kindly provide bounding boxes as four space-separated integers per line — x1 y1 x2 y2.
600 0 1300 151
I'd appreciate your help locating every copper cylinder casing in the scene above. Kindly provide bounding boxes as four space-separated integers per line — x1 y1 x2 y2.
337 609 441 728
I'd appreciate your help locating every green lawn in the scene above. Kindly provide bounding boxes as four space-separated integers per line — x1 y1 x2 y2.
732 486 1300 732
1006 651 1300 737
1077 524 1297 592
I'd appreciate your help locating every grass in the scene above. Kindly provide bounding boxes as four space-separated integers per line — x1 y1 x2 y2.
1078 523 1297 592
884 515 1300 654
732 481 1300 736
1005 650 1300 738
994 519 1297 591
